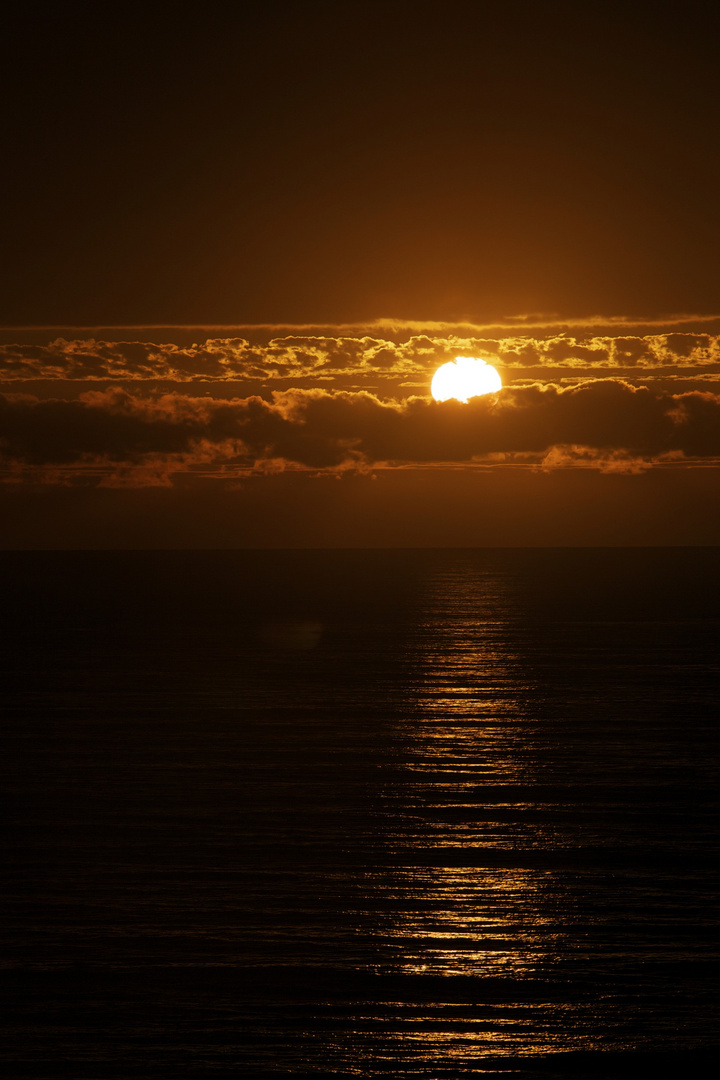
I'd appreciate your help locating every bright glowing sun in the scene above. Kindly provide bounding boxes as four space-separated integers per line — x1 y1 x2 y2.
431 356 502 402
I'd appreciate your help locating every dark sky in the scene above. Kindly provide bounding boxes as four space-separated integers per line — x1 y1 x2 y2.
3 0 719 326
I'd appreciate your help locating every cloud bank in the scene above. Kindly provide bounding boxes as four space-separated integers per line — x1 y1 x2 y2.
2 382 719 486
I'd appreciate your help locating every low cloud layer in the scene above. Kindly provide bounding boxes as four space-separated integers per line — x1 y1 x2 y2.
1 331 719 385
2 381 720 486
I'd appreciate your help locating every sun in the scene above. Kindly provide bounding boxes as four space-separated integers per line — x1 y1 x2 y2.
431 356 502 402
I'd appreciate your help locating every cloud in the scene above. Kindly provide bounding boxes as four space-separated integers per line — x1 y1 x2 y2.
538 444 683 474
2 381 720 486
1 331 719 385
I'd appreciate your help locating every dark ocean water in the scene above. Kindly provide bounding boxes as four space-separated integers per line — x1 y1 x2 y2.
1 548 719 1078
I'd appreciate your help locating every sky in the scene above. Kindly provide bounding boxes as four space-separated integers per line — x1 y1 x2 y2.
2 0 720 546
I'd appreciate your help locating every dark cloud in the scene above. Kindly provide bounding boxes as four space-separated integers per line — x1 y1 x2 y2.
3 381 720 486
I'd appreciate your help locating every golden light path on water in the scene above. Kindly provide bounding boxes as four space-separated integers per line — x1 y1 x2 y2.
362 557 589 1063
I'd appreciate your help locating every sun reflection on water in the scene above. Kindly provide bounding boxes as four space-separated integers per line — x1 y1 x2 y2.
372 557 563 998
385 864 556 980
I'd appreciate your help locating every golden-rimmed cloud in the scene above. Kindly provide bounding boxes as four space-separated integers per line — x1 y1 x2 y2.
1 331 719 385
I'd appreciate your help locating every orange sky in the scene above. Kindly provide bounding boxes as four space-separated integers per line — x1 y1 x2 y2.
2 3 719 545
2 318 720 546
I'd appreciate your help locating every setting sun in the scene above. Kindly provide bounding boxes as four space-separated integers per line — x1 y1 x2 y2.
431 356 502 402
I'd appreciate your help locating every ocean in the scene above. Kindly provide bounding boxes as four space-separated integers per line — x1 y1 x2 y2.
1 548 719 1078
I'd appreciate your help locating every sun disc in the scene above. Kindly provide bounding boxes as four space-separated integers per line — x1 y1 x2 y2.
431 357 502 402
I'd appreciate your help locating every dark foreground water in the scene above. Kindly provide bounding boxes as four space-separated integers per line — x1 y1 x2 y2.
1 548 719 1078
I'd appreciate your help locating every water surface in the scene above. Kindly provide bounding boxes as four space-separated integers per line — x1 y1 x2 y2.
2 549 719 1077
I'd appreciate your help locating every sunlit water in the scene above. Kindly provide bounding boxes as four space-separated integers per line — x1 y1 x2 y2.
1 549 719 1077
